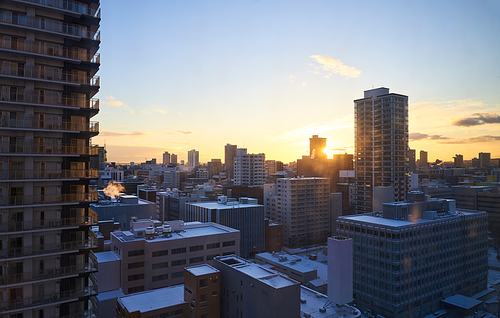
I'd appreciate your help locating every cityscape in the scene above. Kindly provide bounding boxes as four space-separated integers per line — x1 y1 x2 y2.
0 1 499 318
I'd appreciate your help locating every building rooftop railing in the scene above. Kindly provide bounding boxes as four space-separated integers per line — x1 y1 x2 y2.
0 169 98 181
14 0 100 18
0 117 98 133
0 214 97 232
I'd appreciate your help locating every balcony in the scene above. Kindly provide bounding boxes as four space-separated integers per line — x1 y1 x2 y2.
0 275 97 311
0 169 98 181
0 117 99 133
0 65 100 87
0 13 100 41
0 38 100 64
0 254 97 285
0 212 97 233
13 0 100 18
0 238 98 259
0 143 99 156
1 91 99 110
0 191 98 208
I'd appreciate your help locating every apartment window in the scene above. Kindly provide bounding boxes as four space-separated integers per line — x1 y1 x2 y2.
207 243 220 249
171 259 186 267
189 256 204 264
223 251 235 256
206 254 219 261
212 291 218 296
152 274 168 282
152 250 168 257
200 294 207 302
152 262 168 270
200 279 208 288
128 250 144 257
223 240 235 247
128 274 144 281
171 247 186 255
128 262 144 269
171 271 183 278
189 244 204 252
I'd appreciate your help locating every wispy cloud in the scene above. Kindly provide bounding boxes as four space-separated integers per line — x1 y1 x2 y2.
153 108 168 115
102 96 135 115
100 130 147 137
177 112 183 116
450 113 500 127
289 75 296 83
410 132 500 144
310 55 361 79
302 82 307 86
106 95 115 100
107 100 124 107
165 130 194 135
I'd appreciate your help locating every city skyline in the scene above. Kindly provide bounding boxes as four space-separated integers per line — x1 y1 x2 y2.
92 1 500 163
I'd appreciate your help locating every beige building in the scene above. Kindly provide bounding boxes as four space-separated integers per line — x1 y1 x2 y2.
265 177 330 248
109 219 239 295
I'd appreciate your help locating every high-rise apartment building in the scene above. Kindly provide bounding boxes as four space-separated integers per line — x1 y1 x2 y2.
224 143 237 181
309 134 326 159
233 148 265 186
337 195 488 318
0 0 101 316
266 177 330 248
162 151 171 165
479 152 490 168
419 150 428 167
187 149 199 168
453 154 464 167
354 88 409 213
408 149 416 172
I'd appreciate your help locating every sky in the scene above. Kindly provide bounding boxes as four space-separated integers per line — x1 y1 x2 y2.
92 0 500 164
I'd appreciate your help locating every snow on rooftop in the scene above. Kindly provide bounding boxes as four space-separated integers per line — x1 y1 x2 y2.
185 264 219 276
118 285 185 314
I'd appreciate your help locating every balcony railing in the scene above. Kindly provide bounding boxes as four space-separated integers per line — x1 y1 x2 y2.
0 117 99 133
14 0 100 18
1 91 99 110
0 13 100 41
0 142 99 155
0 38 100 64
0 191 98 207
0 65 100 87
0 214 97 232
0 259 97 285
0 239 98 259
0 169 98 181
0 276 97 311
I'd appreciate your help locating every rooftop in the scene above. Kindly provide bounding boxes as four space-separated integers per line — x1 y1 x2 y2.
339 210 479 228
185 264 219 276
188 201 263 210
300 286 361 318
95 251 120 263
441 294 482 310
118 285 185 314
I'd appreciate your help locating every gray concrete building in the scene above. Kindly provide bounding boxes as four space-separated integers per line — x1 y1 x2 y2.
337 194 489 318
185 197 265 258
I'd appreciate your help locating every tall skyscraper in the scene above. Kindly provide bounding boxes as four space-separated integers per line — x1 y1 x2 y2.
187 149 199 168
0 0 101 316
408 149 416 172
479 152 490 168
453 154 464 167
233 148 265 186
354 88 408 213
309 134 326 159
224 143 237 181
419 150 428 167
170 153 177 164
162 151 170 165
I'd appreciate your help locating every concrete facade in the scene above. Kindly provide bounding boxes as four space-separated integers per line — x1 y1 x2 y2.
233 148 265 186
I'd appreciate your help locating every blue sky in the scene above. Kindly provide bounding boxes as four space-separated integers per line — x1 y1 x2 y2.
92 0 500 164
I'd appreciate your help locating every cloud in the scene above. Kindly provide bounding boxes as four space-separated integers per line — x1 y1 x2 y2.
106 100 124 107
302 82 307 86
409 132 450 141
165 130 194 135
106 95 115 100
99 130 147 137
128 109 135 115
450 113 500 127
289 75 296 83
310 55 361 78
410 132 500 144
177 112 183 116
153 108 168 115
